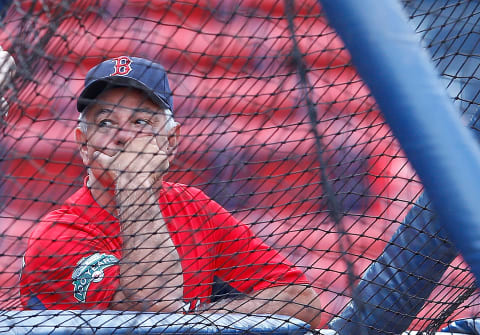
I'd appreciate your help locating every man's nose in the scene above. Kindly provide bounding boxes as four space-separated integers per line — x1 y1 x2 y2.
114 125 137 146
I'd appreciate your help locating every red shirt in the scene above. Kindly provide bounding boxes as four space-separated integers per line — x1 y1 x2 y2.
20 180 309 310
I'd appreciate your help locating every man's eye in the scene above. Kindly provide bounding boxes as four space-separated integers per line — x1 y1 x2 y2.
135 119 150 126
98 120 113 128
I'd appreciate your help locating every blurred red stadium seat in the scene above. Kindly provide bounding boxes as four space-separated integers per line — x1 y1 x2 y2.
18 0 98 14
0 0 432 321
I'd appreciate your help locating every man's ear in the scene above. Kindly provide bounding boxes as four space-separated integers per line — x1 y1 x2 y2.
74 127 90 166
167 122 180 162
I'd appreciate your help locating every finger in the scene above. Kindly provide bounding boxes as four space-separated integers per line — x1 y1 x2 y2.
155 133 170 151
93 150 115 169
151 149 169 165
125 136 161 155
0 50 15 72
150 152 170 183
0 96 9 118
0 50 15 91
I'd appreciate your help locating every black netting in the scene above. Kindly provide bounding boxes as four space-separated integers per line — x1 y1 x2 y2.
0 0 475 333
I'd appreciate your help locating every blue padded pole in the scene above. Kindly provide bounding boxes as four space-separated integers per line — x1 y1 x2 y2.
0 0 11 18
317 0 480 283
328 192 458 334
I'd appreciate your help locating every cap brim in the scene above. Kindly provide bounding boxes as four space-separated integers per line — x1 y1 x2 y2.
77 77 170 113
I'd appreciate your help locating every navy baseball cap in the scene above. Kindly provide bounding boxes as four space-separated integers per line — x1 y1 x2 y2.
77 56 173 113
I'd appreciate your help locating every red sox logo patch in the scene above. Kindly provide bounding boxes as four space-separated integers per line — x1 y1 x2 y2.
72 253 119 302
111 56 132 76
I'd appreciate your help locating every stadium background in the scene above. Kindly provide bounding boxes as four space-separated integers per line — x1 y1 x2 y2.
0 0 477 331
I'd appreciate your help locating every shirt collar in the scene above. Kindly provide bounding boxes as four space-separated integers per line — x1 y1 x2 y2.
65 176 117 225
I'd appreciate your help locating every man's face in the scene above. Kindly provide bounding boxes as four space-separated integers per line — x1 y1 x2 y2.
76 87 175 186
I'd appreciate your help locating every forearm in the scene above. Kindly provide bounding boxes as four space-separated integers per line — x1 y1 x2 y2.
200 285 323 329
115 187 184 312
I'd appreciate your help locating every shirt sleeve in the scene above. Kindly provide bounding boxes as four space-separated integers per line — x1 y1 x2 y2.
20 218 120 310
202 195 310 293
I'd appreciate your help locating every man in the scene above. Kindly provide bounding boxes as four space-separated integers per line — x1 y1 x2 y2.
19 56 323 328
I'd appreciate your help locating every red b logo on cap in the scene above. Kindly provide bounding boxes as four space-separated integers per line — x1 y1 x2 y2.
111 56 132 76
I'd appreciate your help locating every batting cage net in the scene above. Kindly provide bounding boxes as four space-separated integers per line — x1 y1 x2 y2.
0 0 477 334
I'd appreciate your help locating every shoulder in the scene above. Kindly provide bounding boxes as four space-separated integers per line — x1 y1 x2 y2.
28 208 88 241
27 186 96 241
160 181 229 221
